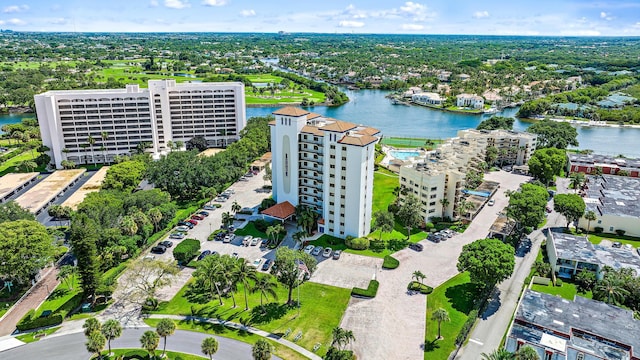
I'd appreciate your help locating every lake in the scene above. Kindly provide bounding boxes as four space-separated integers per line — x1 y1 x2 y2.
0 113 35 135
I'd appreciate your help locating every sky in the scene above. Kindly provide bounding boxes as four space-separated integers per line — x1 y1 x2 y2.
1 0 640 36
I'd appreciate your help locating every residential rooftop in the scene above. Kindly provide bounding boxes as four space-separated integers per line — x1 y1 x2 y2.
550 231 640 274
569 153 640 171
511 289 640 360
583 175 640 218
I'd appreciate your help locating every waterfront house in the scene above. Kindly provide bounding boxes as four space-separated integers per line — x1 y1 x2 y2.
456 93 484 109
411 92 445 106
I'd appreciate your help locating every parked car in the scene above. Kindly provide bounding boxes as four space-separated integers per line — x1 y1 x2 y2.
198 211 210 217
159 240 173 248
251 258 262 267
225 189 235 194
332 250 342 260
187 219 198 226
409 243 424 252
215 197 227 202
178 221 194 229
239 176 249 182
260 238 269 248
487 199 495 206
223 234 234 243
197 250 212 261
175 226 190 232
169 233 185 240
312 246 323 256
262 259 273 271
243 235 253 246
191 215 204 221
251 237 260 246
232 252 239 259
304 245 315 254
151 246 166 254
203 205 216 211
322 247 333 258
244 172 253 177
613 242 622 248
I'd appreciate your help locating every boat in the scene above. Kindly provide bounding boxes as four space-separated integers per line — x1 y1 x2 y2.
391 98 409 106
484 107 498 114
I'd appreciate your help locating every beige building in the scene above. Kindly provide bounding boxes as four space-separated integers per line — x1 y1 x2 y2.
456 94 484 109
458 129 537 166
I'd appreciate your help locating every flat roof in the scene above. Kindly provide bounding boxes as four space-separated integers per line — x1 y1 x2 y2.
198 148 224 157
0 172 39 200
512 290 640 359
583 175 640 217
550 231 640 274
14 169 86 213
568 153 640 170
61 167 109 210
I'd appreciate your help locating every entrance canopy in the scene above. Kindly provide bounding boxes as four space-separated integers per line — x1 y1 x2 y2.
261 201 296 221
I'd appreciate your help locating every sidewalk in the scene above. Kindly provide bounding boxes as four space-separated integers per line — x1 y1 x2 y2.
0 267 59 336
146 313 322 360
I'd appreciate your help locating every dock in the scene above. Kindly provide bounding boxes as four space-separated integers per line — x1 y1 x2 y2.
14 169 86 214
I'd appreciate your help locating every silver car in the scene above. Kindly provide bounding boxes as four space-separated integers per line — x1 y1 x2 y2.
312 246 323 256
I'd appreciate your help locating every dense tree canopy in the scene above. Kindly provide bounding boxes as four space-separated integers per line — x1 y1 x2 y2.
527 148 566 185
553 194 586 229
457 238 515 290
0 220 54 284
0 201 35 224
526 119 578 149
476 116 514 131
272 247 317 304
102 160 147 192
506 183 549 231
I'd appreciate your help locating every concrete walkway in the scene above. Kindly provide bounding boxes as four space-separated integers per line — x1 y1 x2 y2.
147 314 322 360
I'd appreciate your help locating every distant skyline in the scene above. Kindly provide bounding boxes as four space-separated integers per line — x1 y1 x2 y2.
1 1 640 36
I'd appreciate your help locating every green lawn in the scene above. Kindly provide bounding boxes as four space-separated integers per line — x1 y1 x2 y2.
244 74 284 83
34 277 81 317
424 272 483 360
149 274 350 355
144 319 307 360
234 222 268 239
588 233 640 248
380 137 443 149
372 169 398 214
98 348 206 360
0 150 40 176
15 326 61 343
531 280 592 301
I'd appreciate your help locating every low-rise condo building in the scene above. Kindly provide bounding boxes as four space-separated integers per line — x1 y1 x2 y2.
578 175 640 237
567 153 640 177
506 289 640 360
35 79 246 168
269 107 380 238
458 129 537 166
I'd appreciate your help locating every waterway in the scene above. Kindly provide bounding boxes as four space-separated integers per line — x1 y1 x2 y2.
0 112 35 135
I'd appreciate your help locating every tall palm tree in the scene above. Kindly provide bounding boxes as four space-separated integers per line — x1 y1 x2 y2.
85 330 106 360
140 330 160 359
292 231 306 249
148 208 163 232
252 339 273 360
516 345 540 360
569 172 585 193
235 259 258 310
331 327 356 350
101 319 122 356
481 349 516 360
201 337 219 360
175 140 184 151
456 199 474 220
87 136 96 166
100 131 109 164
412 270 426 286
584 210 597 235
439 198 450 217
119 216 138 236
221 212 234 229
432 308 450 340
83 318 101 337
155 318 176 358
193 255 225 305
166 140 174 153
57 265 77 290
252 276 278 308
231 201 241 215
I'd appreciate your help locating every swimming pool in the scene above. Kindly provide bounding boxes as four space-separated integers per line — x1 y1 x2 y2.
389 150 420 160
462 190 491 197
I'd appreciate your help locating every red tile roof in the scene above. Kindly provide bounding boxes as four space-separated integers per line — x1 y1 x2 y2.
261 201 296 220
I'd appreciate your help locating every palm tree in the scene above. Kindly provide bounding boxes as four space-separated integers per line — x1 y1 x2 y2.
155 318 176 358
235 259 258 310
266 223 285 246
119 216 138 236
569 172 585 193
252 339 273 360
85 330 106 360
431 308 450 340
292 231 306 249
201 337 219 360
439 198 450 217
412 270 426 286
148 208 163 232
456 199 474 220
231 201 241 215
175 140 184 151
87 136 96 166
584 210 597 235
516 345 540 360
100 131 109 164
19 160 37 172
221 212 234 229
481 349 515 360
252 276 278 308
166 140 174 153
595 275 629 305
140 330 160 359
373 210 394 241
193 255 225 305
57 264 76 290
83 318 101 337
101 319 122 356
331 327 355 350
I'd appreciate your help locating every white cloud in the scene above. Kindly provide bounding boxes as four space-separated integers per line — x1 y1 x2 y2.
164 0 190 9
338 20 364 28
240 9 256 17
398 1 431 21
473 11 489 19
600 11 613 21
2 18 27 25
401 23 424 31
202 0 227 6
149 0 159 7
3 5 29 13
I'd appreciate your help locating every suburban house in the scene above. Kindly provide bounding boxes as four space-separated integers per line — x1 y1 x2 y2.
506 289 640 360
437 70 452 82
411 92 445 106
456 94 485 109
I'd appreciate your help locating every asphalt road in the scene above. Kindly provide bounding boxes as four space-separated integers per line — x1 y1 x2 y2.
1 328 261 360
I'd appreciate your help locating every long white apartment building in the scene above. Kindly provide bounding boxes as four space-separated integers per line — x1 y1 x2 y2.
399 129 536 221
269 107 380 238
35 79 246 168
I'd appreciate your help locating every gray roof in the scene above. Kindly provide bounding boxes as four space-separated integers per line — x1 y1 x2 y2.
512 289 640 359
583 175 640 218
550 231 640 275
568 153 640 171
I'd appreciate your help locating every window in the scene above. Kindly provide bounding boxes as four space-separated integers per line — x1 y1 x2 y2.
430 194 437 199
430 187 437 191
429 202 436 206
428 209 435 213
610 226 614 232
576 353 584 360
544 351 553 360
285 154 289 176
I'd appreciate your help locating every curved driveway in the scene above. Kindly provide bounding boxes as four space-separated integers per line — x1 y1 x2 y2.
2 328 263 360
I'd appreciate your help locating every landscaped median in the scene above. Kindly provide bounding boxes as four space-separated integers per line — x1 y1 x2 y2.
351 280 379 298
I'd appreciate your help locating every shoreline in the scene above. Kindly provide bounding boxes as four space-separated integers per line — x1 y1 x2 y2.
386 94 485 115
528 116 640 129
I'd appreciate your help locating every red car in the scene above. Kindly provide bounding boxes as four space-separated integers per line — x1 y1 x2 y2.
187 219 199 225
191 215 204 220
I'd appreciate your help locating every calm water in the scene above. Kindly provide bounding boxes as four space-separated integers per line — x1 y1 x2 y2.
0 113 35 135
248 88 640 157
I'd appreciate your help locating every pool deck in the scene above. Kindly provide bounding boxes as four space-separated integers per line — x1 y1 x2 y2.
0 172 39 203
14 169 86 214
380 145 424 167
61 166 109 210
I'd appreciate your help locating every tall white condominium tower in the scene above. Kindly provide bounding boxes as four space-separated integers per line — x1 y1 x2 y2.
269 107 380 238
35 79 246 169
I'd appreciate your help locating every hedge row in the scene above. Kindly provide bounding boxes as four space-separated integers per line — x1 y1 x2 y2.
455 309 479 345
16 310 63 331
382 255 399 269
173 239 200 264
351 280 379 298
408 282 433 294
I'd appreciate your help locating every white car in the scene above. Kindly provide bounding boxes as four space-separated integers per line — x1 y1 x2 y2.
304 245 315 254
322 247 332 258
251 237 260 246
176 226 190 232
251 258 262 267
243 235 253 246
488 199 495 206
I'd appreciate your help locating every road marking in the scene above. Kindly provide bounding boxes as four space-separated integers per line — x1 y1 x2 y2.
469 338 484 346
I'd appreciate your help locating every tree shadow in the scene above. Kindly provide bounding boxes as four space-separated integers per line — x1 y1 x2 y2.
248 302 292 325
422 338 441 352
445 282 484 314
47 288 69 300
184 283 214 304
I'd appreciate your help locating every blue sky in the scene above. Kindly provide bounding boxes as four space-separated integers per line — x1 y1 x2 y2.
1 1 639 36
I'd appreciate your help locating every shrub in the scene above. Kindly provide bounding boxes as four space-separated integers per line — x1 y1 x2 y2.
455 309 478 345
351 280 379 298
123 349 148 359
207 229 226 241
345 237 370 250
102 262 128 287
594 226 603 234
407 281 433 294
253 219 273 232
16 311 63 331
56 292 84 318
369 239 385 252
424 222 435 231
382 255 400 269
173 239 201 264
555 279 563 287
615 229 626 236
